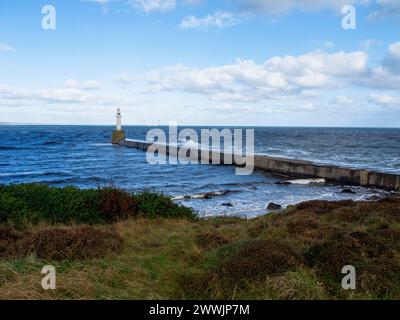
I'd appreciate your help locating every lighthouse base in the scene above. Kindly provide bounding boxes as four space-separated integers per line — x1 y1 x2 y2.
112 130 126 145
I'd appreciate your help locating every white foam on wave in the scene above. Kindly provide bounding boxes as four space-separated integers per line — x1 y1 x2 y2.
172 190 230 201
91 143 112 147
286 178 326 185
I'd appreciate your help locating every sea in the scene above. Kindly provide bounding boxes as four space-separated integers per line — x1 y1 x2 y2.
1 125 399 218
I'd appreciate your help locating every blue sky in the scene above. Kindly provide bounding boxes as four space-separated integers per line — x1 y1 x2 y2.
0 0 400 126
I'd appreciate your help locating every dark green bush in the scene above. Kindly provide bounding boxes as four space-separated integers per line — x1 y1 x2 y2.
0 184 197 227
134 191 198 220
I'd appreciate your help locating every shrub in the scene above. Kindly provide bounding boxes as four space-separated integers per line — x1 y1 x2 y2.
303 230 399 296
134 191 197 220
1 226 123 261
0 184 197 226
304 231 391 273
216 240 303 281
0 184 102 225
99 188 139 222
0 227 23 259
181 239 304 299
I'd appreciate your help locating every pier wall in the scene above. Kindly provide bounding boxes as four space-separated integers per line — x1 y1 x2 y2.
118 139 400 191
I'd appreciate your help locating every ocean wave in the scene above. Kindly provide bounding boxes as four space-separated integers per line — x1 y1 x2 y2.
0 171 72 179
0 146 18 150
284 178 326 185
91 143 112 147
172 190 233 201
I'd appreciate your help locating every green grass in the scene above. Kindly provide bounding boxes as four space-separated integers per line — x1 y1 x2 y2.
0 184 197 226
0 185 399 300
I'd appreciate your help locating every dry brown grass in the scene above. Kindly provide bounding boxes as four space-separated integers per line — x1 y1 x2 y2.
296 200 355 214
0 226 123 261
265 270 328 300
196 231 231 249
216 240 303 281
1 197 400 300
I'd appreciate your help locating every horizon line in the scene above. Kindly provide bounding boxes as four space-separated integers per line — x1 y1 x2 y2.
1 123 400 129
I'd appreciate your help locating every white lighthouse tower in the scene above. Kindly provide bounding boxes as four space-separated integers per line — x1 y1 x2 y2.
112 107 125 144
116 108 122 131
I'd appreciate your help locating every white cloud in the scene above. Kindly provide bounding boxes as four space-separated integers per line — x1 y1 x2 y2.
38 88 89 103
0 43 15 52
235 0 369 15
0 83 123 106
369 92 400 108
146 42 400 106
128 0 176 12
147 50 369 102
356 66 400 90
180 11 240 29
65 79 102 90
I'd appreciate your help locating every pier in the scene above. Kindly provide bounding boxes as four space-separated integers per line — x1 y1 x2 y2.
111 110 400 192
116 139 400 191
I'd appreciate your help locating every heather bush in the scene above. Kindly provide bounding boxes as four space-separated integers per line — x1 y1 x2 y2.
0 184 197 227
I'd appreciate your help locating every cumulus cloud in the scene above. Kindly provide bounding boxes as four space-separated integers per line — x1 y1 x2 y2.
147 50 369 102
180 11 240 29
146 42 400 106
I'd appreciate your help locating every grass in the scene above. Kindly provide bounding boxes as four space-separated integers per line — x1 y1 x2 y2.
0 185 399 300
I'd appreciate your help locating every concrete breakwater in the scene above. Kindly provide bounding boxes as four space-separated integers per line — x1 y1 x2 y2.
117 139 400 191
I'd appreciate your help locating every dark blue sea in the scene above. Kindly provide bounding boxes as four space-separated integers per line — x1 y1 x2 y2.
1 126 398 217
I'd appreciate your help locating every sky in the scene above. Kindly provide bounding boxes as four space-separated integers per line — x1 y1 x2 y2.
0 0 399 126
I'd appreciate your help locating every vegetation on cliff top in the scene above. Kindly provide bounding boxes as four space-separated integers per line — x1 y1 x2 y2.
0 184 399 300
0 184 197 226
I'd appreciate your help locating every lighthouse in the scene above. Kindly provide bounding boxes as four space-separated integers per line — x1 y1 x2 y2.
112 108 126 145
116 108 122 131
